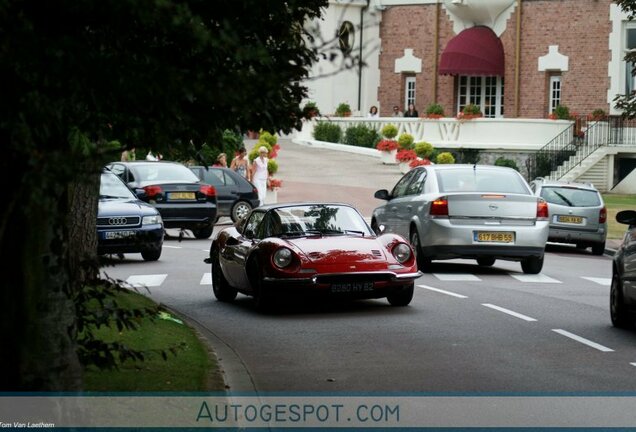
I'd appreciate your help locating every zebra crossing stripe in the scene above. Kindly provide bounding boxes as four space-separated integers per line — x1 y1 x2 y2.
433 273 481 282
126 274 167 287
581 277 611 286
510 274 561 283
201 273 212 285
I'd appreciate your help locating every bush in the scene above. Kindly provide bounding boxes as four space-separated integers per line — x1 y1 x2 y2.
303 101 319 117
344 124 380 148
453 148 480 164
414 141 434 159
436 152 455 164
397 133 414 149
425 103 445 116
552 105 571 120
335 102 351 117
462 104 482 115
313 121 342 143
259 131 278 147
267 159 279 175
494 157 519 171
381 124 398 139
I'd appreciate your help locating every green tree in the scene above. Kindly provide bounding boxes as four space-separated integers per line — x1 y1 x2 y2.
0 0 332 390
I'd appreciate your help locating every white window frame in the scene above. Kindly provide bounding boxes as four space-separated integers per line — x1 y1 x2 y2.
456 76 504 118
404 77 416 110
625 26 636 94
549 75 562 114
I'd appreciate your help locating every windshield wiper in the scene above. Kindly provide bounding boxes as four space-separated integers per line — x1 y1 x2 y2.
553 191 574 207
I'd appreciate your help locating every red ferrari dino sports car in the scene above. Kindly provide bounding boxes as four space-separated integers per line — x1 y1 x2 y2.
205 203 421 309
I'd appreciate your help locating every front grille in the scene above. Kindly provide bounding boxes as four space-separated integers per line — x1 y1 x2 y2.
314 273 394 284
97 216 141 228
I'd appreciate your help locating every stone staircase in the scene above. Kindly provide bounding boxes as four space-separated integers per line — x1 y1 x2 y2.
546 144 610 183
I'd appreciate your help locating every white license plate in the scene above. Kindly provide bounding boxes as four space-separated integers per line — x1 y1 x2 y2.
556 215 584 224
331 282 374 293
104 231 136 240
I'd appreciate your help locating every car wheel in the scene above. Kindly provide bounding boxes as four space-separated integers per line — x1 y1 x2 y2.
248 259 272 311
610 273 632 329
476 257 496 267
387 283 414 306
410 229 431 272
141 247 161 261
591 241 606 256
193 225 214 239
231 200 252 222
211 250 237 302
521 255 544 274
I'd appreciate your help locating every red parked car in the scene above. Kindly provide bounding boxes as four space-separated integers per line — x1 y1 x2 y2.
205 203 421 309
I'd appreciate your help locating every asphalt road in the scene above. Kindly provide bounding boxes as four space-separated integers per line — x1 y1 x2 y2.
100 139 636 393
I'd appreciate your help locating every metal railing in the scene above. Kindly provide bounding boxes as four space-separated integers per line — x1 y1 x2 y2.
525 121 577 181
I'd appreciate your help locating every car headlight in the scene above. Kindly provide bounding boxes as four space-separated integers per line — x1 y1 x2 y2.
273 247 293 268
142 215 163 226
392 243 411 264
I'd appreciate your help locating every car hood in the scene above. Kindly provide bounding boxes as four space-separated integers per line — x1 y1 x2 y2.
286 236 387 264
98 198 157 217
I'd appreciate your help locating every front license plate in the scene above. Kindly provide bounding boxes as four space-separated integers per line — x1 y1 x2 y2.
331 282 374 293
104 230 135 240
557 215 583 224
474 231 514 243
169 192 195 200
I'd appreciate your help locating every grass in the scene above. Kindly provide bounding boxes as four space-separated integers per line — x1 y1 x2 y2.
83 289 225 392
603 193 636 239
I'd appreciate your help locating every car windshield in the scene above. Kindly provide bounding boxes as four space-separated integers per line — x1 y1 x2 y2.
540 186 601 207
268 205 373 237
100 172 136 200
436 168 530 194
132 163 200 183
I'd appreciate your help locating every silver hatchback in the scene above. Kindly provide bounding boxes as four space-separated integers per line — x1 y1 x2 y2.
529 179 607 255
372 165 550 274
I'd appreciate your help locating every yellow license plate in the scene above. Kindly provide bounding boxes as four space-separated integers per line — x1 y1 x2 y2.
169 192 195 200
475 232 514 243
557 215 583 224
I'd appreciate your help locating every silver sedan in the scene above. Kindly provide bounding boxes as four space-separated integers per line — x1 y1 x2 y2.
371 164 550 274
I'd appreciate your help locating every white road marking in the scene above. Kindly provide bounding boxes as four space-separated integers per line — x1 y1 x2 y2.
511 274 561 283
126 274 167 288
482 304 537 322
163 245 182 249
552 329 614 352
201 273 212 285
631 363 636 367
433 273 481 281
417 284 468 298
582 277 611 286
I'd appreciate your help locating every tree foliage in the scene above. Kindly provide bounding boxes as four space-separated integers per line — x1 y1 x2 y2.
0 0 331 390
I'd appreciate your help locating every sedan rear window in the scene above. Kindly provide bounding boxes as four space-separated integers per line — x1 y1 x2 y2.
436 169 530 194
131 163 199 183
540 187 601 207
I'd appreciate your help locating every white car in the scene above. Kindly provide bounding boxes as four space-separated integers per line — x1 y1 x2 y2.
372 164 550 274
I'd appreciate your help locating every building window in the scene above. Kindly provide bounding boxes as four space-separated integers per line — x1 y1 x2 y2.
549 75 561 114
457 76 504 118
404 77 416 109
625 27 636 94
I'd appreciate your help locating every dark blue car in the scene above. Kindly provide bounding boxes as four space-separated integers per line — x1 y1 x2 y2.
98 170 164 261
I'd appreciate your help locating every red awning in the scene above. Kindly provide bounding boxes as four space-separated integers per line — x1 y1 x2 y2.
439 26 504 76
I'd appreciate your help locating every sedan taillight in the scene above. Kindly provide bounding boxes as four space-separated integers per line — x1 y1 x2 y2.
144 185 163 198
536 199 549 220
430 197 449 217
199 184 216 197
599 206 607 224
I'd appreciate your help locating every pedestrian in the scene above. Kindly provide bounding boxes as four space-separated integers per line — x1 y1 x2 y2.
213 153 227 168
121 147 136 161
250 146 270 206
368 105 379 118
404 103 419 118
391 105 403 117
230 147 250 180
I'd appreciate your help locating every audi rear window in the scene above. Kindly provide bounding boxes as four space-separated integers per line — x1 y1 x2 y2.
540 187 601 207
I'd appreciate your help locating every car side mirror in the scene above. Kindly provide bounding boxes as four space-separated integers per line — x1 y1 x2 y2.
616 210 636 226
374 189 391 201
134 188 147 200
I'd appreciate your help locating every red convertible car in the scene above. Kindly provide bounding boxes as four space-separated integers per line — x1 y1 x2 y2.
205 203 421 309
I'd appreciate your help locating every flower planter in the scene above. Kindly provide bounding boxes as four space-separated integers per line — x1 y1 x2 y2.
265 189 278 204
399 162 412 174
380 149 398 165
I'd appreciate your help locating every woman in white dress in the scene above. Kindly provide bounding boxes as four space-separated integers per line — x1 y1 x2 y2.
250 146 269 206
